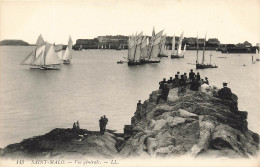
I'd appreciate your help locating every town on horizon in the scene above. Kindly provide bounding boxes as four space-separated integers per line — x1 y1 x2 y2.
1 34 259 54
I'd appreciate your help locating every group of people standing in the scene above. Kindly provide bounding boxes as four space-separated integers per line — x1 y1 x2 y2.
156 69 234 105
156 70 210 104
72 121 80 129
99 115 108 135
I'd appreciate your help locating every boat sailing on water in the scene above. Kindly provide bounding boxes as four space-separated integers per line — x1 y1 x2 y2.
171 32 185 58
158 35 168 57
20 35 61 70
62 36 73 64
196 33 218 69
127 28 164 65
256 48 260 61
145 29 164 63
128 32 143 65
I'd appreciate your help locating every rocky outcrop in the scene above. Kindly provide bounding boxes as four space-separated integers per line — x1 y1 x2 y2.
121 88 259 158
1 129 124 159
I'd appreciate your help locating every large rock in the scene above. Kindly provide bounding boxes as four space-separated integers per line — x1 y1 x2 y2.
122 88 259 158
1 129 122 159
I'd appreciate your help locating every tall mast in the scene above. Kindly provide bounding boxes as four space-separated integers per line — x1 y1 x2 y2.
202 33 207 64
196 34 199 63
210 51 212 64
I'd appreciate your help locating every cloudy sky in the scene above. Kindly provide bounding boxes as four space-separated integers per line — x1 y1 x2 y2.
0 0 259 45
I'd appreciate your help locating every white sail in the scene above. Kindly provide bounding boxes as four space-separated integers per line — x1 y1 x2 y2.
32 45 46 66
63 47 71 60
63 36 73 61
128 36 136 61
149 30 163 59
182 44 186 56
196 34 199 63
150 44 160 59
45 44 61 65
202 33 207 64
57 50 63 60
159 35 166 54
35 45 45 59
20 50 35 65
32 50 44 66
134 36 143 61
36 34 45 46
172 35 175 54
141 37 148 59
21 34 45 66
177 32 184 55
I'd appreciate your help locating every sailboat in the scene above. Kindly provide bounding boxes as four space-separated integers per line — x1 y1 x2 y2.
128 32 143 65
79 45 82 51
32 42 61 70
145 29 163 63
20 34 47 69
256 48 260 61
158 35 168 57
62 36 73 64
196 34 218 69
171 32 184 58
252 55 256 64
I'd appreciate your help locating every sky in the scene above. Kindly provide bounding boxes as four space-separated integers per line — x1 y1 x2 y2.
0 0 260 45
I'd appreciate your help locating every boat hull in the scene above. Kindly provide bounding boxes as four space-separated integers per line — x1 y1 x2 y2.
196 64 218 69
142 59 160 64
63 60 71 64
127 61 142 66
40 65 60 70
158 54 168 58
171 54 184 58
29 65 41 69
117 61 124 64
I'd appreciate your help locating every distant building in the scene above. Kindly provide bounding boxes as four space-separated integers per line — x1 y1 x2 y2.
207 38 220 47
237 41 252 47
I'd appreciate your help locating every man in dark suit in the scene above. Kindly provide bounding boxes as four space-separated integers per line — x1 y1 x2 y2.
218 82 232 101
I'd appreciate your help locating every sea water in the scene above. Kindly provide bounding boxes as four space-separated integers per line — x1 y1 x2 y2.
0 46 259 148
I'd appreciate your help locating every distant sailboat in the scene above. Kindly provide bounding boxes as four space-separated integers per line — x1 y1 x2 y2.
171 32 184 58
145 29 164 63
256 48 260 61
79 45 82 51
128 32 143 65
62 36 73 64
196 33 218 69
33 43 61 70
158 34 168 57
20 34 46 69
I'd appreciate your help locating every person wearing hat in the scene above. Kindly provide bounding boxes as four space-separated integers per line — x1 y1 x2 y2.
217 82 232 101
176 71 180 79
196 72 201 81
172 74 180 88
183 73 188 82
159 78 167 89
156 83 170 104
137 100 141 106
189 69 195 80
178 75 187 94
167 77 173 84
